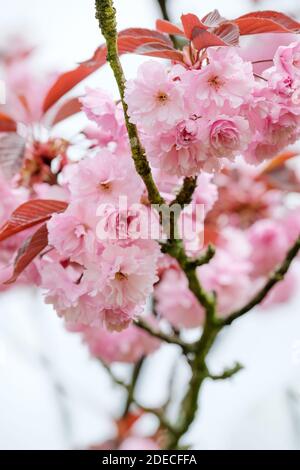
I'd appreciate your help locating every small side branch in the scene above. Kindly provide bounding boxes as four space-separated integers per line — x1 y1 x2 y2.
95 0 164 206
170 177 198 209
134 318 195 353
221 235 300 327
208 362 244 381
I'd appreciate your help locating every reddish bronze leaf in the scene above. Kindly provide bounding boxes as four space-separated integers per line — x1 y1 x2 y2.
83 28 182 73
0 132 25 179
202 9 226 28
260 151 299 174
0 113 17 132
0 199 68 242
236 11 300 33
235 11 300 35
5 224 49 284
181 14 206 40
43 46 107 112
51 97 82 125
156 19 185 36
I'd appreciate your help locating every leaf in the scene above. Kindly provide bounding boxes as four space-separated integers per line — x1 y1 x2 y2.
0 199 68 242
43 27 178 113
181 14 206 40
181 13 239 50
82 28 183 72
237 11 300 33
260 151 299 174
202 9 226 28
0 113 17 132
156 19 185 36
0 132 25 179
51 97 82 125
214 22 240 46
117 28 182 61
235 11 300 35
191 28 230 50
119 37 182 61
4 224 49 284
43 46 107 113
118 28 174 45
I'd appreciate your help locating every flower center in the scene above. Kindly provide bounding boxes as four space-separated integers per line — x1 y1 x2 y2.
115 271 128 281
98 182 111 191
207 75 223 90
156 91 169 104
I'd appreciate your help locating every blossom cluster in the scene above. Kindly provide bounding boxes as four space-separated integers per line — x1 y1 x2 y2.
1 39 300 369
29 42 300 365
37 149 161 333
125 44 300 176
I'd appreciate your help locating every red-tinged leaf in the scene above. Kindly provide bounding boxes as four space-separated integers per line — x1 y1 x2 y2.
51 97 82 125
0 132 25 179
235 17 294 35
237 11 300 33
202 9 226 28
43 46 107 113
156 19 185 36
116 28 183 60
214 22 240 46
18 94 30 113
192 28 228 50
260 151 299 174
4 224 49 285
118 37 183 61
181 13 206 40
0 199 68 242
0 113 17 132
118 28 173 45
117 412 143 440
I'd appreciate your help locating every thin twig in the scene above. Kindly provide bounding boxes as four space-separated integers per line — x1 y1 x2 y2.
208 362 244 381
221 235 300 326
95 0 164 206
134 318 195 353
123 357 145 416
170 177 198 209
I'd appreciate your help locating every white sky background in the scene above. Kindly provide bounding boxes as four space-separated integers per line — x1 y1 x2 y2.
1 0 300 450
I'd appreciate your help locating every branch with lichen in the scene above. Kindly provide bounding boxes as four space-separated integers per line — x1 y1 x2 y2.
94 0 300 451
95 0 164 207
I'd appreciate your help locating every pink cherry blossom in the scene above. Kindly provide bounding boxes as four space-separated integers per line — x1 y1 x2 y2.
145 118 205 177
47 201 98 263
199 249 253 316
247 219 290 277
84 243 160 309
187 47 255 112
274 42 300 79
68 150 143 205
125 60 185 132
71 321 160 364
81 87 128 151
155 268 204 328
208 116 250 160
192 172 218 216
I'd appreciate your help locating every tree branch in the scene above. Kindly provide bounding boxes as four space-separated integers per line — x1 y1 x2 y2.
221 235 300 327
170 176 198 209
134 318 195 353
156 0 171 22
208 362 244 381
123 357 145 416
94 0 300 452
95 0 164 206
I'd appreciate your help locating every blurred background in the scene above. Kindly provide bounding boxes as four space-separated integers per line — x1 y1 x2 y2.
1 0 300 450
